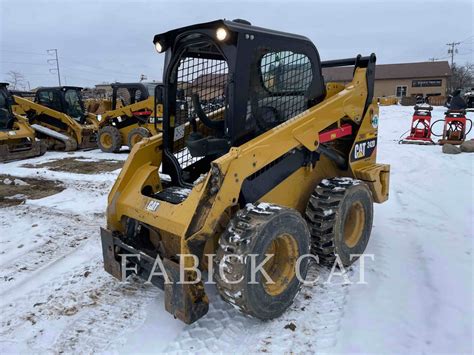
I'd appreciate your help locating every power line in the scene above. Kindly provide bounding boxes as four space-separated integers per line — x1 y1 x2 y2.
60 56 140 77
0 49 48 56
61 65 138 78
459 35 474 44
0 60 49 66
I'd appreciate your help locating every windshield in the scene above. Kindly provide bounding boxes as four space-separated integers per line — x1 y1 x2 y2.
64 89 85 119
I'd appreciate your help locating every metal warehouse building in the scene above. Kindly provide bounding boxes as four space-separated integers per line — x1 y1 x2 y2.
322 60 452 99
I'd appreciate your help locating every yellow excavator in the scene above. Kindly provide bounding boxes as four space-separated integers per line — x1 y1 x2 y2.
13 86 98 151
97 82 164 153
101 19 390 324
0 83 46 162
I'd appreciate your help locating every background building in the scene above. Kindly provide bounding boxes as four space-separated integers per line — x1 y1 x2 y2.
323 61 452 99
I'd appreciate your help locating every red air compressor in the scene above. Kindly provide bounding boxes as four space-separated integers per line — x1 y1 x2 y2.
401 104 435 144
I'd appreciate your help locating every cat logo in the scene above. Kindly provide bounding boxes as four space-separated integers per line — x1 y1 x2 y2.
351 138 377 162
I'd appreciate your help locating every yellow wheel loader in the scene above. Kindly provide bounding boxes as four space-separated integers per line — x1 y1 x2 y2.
100 19 390 324
0 83 47 162
97 83 164 153
13 86 99 151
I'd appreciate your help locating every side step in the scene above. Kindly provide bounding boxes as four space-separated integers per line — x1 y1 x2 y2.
31 124 78 151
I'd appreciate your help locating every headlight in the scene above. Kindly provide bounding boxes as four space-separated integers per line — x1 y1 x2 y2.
216 27 228 41
155 41 163 53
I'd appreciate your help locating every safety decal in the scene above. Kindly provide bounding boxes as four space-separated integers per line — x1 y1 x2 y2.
371 115 379 128
146 199 160 212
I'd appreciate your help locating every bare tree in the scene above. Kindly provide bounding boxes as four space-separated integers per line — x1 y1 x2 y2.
449 62 474 92
5 71 26 90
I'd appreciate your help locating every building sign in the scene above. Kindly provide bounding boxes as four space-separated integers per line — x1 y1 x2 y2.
412 79 442 87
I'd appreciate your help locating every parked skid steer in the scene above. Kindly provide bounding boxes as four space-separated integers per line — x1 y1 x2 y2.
100 20 390 324
13 86 98 151
0 83 46 162
97 82 163 153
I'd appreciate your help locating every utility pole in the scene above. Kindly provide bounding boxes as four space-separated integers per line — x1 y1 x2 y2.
429 57 438 62
446 42 460 67
47 49 61 86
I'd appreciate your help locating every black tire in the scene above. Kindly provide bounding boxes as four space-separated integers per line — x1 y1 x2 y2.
305 177 373 267
127 127 151 149
98 126 122 153
214 203 311 320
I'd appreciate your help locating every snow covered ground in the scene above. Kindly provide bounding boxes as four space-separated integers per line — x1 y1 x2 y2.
0 106 472 354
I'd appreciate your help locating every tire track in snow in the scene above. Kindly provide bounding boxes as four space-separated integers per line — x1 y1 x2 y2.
0 259 159 353
162 264 351 353
0 205 99 295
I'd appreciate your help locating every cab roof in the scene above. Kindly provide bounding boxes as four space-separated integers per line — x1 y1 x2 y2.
153 19 313 47
37 86 84 91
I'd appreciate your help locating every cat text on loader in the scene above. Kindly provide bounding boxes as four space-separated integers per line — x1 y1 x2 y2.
100 20 390 324
97 82 163 153
0 83 47 162
13 86 98 151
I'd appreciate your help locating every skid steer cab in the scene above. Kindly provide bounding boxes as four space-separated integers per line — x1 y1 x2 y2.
97 82 165 153
101 19 390 324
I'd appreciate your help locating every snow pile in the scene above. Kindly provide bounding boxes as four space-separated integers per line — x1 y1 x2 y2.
0 108 472 353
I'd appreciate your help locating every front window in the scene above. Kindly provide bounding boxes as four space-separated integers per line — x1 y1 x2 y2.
64 89 85 119
172 43 228 170
37 90 62 111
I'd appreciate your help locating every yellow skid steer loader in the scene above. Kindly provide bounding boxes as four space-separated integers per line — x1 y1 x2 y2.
0 83 46 162
101 19 390 324
13 86 98 151
97 82 163 153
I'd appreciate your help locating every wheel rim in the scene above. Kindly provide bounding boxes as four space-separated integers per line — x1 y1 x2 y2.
262 233 299 296
343 201 365 248
130 134 143 147
100 132 113 149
